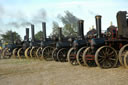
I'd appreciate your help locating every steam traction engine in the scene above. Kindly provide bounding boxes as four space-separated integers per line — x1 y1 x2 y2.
24 24 41 59
16 28 30 59
67 20 97 66
82 11 128 68
52 27 74 62
1 32 19 59
41 22 58 61
67 20 87 65
12 28 29 59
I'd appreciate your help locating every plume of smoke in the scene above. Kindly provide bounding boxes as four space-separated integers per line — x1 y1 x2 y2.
0 5 5 17
0 5 5 25
32 8 47 24
88 10 98 16
1 5 47 28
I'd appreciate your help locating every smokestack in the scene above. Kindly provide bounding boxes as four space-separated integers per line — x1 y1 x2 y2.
117 11 128 38
58 27 62 41
95 15 102 38
26 28 29 41
42 22 46 41
31 24 35 42
78 20 84 39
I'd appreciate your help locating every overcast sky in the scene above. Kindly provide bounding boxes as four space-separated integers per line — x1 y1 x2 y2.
0 0 128 39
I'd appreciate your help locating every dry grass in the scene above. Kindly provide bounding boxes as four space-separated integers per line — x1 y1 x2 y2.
0 59 128 85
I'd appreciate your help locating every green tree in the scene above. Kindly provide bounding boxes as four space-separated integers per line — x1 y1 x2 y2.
51 11 79 37
1 30 21 43
51 21 59 36
35 31 43 40
58 11 79 37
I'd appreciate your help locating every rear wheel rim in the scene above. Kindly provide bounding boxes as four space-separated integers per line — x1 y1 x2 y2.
124 51 128 68
118 44 128 66
95 46 118 69
42 46 54 61
25 47 31 59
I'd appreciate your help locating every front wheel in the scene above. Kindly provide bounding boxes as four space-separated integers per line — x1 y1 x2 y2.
52 48 59 62
36 47 43 60
30 47 38 59
82 47 96 67
67 48 78 66
76 47 87 66
57 48 68 62
17 48 24 59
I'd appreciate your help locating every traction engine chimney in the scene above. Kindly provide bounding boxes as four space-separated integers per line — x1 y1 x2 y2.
95 15 102 38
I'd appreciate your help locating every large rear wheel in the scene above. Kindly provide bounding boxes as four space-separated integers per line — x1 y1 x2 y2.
17 48 24 59
30 47 38 59
24 47 31 59
95 46 118 69
12 48 18 58
124 51 128 68
118 44 128 66
36 47 43 60
42 46 54 61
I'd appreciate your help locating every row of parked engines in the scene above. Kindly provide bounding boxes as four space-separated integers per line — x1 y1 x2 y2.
0 11 128 69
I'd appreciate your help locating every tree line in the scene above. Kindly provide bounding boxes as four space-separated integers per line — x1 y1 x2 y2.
0 11 79 44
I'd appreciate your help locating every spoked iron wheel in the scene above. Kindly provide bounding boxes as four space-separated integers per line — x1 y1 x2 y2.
30 47 38 59
57 48 68 62
82 47 96 67
52 48 59 62
76 47 87 66
67 48 78 66
124 51 128 68
36 47 43 60
24 47 31 59
42 46 54 61
118 44 128 66
0 49 2 59
17 48 25 59
95 46 118 69
2 48 11 59
12 48 18 58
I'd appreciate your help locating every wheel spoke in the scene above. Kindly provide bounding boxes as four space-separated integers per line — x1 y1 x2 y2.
109 57 116 61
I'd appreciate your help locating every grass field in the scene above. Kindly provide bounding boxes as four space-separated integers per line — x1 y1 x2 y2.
0 59 128 85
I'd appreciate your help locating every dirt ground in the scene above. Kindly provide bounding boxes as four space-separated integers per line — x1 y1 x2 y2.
0 59 128 85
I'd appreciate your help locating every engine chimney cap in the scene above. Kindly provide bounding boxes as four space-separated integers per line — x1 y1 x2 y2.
58 27 62 29
42 22 46 24
95 15 102 19
78 20 84 23
31 24 34 26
